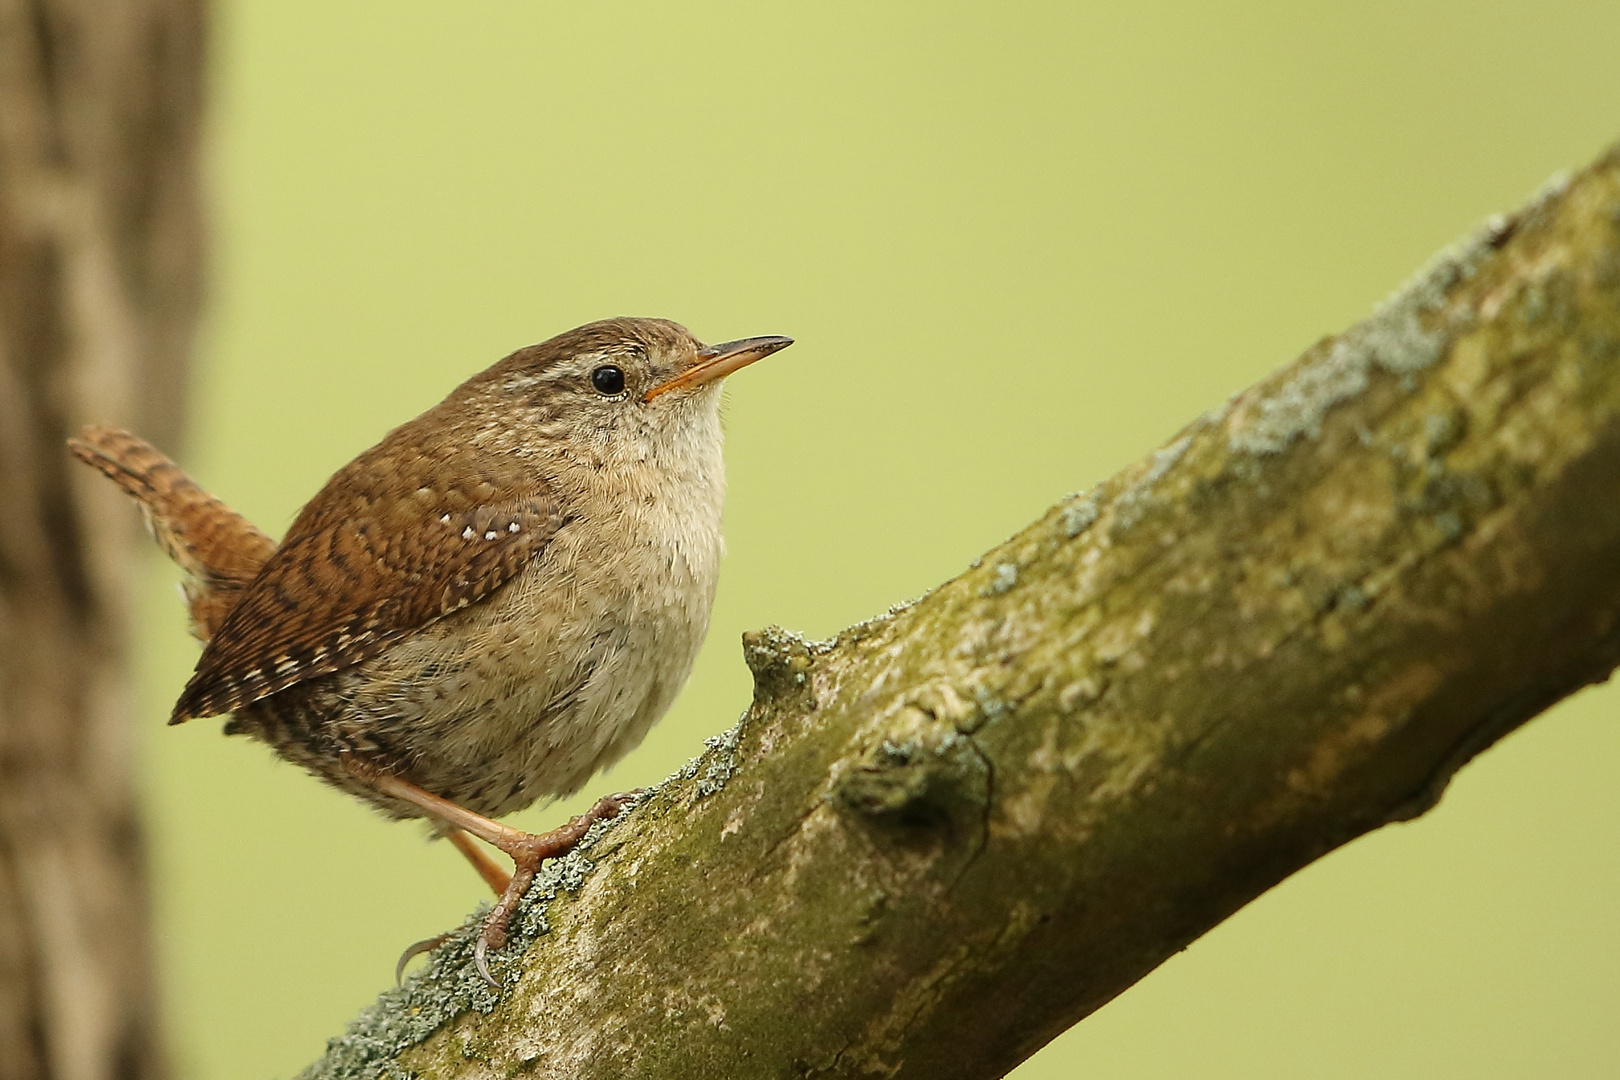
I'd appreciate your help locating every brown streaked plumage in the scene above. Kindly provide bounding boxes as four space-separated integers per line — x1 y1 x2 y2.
72 316 794 984
171 440 564 723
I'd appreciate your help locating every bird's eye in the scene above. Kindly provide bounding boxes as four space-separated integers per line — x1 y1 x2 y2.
590 365 626 396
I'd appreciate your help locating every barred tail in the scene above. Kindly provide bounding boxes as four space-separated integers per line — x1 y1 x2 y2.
69 425 277 640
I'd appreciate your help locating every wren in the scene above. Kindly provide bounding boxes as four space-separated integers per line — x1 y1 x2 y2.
70 317 793 983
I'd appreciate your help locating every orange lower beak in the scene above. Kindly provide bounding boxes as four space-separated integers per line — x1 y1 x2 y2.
644 335 794 401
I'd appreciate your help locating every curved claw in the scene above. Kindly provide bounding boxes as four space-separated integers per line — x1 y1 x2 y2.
473 934 498 988
395 931 451 985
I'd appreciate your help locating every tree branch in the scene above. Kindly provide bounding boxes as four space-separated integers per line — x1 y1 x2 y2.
304 141 1620 1080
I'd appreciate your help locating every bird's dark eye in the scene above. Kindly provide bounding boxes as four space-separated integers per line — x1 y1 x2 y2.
590 365 626 396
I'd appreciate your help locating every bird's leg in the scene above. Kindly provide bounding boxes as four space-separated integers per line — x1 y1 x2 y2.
444 827 512 895
341 755 632 986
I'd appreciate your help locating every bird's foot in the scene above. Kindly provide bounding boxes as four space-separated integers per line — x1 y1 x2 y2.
395 931 452 985
347 758 642 987
471 792 636 987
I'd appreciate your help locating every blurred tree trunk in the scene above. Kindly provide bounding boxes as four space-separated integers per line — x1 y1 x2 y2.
0 3 205 1079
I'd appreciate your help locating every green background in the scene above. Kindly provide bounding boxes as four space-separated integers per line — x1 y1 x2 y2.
134 2 1620 1076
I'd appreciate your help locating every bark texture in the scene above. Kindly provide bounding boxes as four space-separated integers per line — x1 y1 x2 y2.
0 2 206 1079
303 144 1620 1079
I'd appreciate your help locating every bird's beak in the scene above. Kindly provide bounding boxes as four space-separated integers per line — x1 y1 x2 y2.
644 335 794 402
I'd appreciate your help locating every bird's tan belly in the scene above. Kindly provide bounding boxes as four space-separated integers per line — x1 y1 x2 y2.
235 526 718 819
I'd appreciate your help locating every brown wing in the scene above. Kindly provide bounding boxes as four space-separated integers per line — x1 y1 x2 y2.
171 450 564 723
